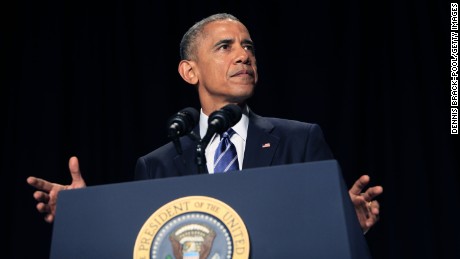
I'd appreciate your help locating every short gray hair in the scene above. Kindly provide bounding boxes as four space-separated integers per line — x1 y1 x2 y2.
180 13 240 61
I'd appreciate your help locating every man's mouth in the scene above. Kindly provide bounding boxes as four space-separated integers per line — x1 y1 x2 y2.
232 69 254 77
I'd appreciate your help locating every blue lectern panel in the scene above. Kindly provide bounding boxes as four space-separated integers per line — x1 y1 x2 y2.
50 159 371 258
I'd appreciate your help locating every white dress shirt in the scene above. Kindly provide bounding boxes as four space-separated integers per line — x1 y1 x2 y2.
199 106 249 173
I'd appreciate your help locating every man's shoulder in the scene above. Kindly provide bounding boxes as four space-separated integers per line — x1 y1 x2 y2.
251 113 323 132
265 116 318 127
139 141 176 161
138 132 197 161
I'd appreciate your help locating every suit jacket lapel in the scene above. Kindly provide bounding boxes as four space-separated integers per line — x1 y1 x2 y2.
243 112 279 169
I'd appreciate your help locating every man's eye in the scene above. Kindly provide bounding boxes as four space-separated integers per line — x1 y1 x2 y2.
244 45 255 53
218 45 229 50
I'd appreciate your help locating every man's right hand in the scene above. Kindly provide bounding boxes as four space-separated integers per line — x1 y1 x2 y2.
26 156 86 223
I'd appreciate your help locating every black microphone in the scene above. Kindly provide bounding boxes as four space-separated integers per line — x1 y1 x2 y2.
201 104 242 149
167 107 199 154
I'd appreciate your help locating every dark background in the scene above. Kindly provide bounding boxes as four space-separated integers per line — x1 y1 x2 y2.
3 0 459 258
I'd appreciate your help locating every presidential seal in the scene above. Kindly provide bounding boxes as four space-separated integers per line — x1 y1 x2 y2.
133 196 250 259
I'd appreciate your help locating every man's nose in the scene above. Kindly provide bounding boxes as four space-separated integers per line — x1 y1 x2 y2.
235 46 251 65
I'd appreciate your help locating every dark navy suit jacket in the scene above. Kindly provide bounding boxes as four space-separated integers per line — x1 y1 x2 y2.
134 111 334 180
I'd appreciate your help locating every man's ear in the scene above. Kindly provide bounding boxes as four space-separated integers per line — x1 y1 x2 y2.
178 60 198 85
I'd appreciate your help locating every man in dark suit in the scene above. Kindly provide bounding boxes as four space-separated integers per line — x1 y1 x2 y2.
135 110 333 179
27 13 383 233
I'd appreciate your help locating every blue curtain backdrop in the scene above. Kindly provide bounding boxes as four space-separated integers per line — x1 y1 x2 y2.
2 0 458 258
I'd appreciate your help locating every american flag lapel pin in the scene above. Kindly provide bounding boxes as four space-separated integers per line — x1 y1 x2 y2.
262 143 271 148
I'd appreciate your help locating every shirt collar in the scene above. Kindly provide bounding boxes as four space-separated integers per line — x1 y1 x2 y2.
199 105 249 141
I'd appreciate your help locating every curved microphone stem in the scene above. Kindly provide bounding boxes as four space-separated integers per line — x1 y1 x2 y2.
169 128 183 155
195 141 207 174
194 128 217 174
186 131 207 174
172 138 182 155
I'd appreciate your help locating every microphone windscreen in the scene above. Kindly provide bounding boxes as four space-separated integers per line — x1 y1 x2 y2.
168 107 199 137
221 104 242 127
180 107 200 131
208 104 242 134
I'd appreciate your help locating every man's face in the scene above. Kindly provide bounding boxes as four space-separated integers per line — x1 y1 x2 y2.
193 19 258 112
